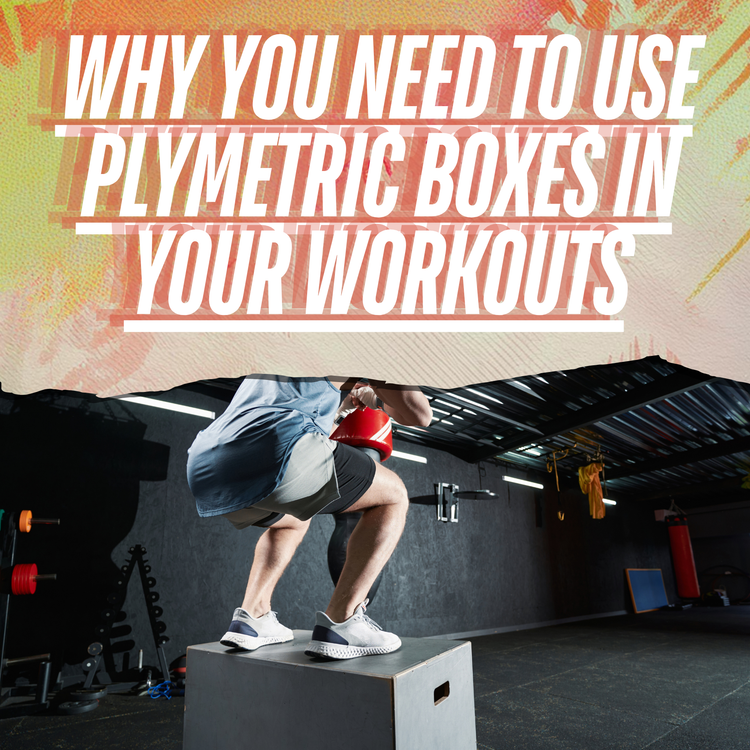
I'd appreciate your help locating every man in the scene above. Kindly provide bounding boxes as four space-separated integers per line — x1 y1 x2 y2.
186 375 432 660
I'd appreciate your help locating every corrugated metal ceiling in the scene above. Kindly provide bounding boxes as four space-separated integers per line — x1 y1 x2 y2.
184 357 750 501
392 358 750 500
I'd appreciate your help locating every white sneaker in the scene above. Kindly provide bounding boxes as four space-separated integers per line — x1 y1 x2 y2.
304 600 401 659
220 608 293 651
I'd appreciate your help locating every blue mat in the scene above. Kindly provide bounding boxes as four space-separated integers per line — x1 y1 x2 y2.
626 568 668 613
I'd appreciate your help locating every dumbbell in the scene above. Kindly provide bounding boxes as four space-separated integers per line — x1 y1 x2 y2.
7 563 57 595
19 510 60 533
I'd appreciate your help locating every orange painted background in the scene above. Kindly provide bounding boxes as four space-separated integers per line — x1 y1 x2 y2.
1 0 749 395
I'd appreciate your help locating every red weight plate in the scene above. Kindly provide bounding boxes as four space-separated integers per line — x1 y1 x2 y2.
11 563 37 595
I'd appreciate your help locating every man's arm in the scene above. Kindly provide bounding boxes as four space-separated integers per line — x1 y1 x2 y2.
366 382 432 427
328 377 432 427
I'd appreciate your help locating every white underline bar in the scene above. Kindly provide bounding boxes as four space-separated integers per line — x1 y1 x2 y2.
123 320 624 333
76 223 113 234
76 221 671 234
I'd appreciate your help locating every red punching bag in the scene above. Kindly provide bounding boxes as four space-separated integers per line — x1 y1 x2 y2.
330 408 392 461
666 515 700 599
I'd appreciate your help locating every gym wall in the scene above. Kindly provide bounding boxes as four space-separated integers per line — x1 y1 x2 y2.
1 385 674 677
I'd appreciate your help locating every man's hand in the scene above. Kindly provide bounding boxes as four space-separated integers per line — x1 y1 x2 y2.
328 377 432 428
350 386 380 411
333 385 380 430
333 393 358 427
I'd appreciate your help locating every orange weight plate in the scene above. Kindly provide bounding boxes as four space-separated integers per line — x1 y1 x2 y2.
19 510 32 533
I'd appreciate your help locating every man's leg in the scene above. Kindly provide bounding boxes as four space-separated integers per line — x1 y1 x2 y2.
324 461 408 623
241 514 310 617
221 513 310 651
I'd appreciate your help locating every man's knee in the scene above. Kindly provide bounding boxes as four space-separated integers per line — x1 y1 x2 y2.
344 462 409 513
267 515 310 533
394 475 409 511
379 466 409 512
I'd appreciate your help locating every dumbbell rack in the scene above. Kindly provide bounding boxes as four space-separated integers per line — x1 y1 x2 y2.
99 544 170 683
0 510 57 718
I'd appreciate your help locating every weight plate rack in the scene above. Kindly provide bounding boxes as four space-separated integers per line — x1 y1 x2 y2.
98 545 170 682
0 509 59 718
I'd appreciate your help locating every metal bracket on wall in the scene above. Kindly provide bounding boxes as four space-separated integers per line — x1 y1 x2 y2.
435 483 459 523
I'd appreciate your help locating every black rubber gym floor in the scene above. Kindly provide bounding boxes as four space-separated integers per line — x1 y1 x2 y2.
1 607 748 750
472 607 750 750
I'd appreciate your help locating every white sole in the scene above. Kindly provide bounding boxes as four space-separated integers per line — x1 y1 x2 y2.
220 632 293 651
304 640 401 660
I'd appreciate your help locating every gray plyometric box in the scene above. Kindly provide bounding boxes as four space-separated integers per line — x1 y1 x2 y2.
184 630 476 750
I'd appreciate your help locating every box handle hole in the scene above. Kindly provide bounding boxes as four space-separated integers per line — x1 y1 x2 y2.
434 680 450 706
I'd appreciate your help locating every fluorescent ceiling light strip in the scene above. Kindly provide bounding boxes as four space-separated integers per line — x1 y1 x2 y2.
509 450 540 459
390 450 427 464
465 388 503 405
440 393 490 411
434 399 460 409
451 393 490 410
116 396 215 419
509 380 536 393
431 407 451 415
524 448 541 456
602 499 617 505
502 475 544 490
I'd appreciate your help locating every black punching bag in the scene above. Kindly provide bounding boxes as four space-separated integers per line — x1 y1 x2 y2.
327 511 383 604
327 409 393 605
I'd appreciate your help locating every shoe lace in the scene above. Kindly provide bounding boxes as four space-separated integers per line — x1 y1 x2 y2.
362 614 383 631
357 600 382 631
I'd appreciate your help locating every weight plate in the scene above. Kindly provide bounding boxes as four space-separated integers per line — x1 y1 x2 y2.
70 687 108 701
58 700 98 715
11 563 37 595
19 510 32 533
